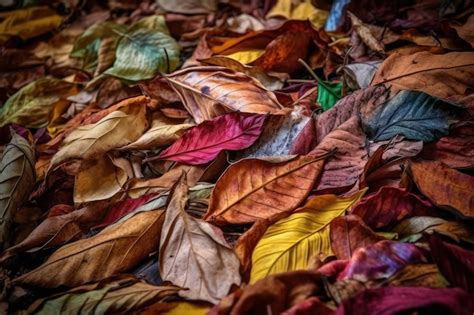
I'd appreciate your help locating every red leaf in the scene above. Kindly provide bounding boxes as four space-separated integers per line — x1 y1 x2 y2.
149 112 267 165
93 194 158 229
289 117 317 155
421 120 474 169
350 187 435 229
335 287 474 315
330 215 385 260
430 234 474 292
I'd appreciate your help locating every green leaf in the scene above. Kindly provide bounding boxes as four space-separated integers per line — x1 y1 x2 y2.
0 78 75 128
0 131 36 249
317 80 342 111
105 28 180 81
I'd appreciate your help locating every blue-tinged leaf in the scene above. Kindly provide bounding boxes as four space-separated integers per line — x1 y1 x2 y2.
362 90 460 141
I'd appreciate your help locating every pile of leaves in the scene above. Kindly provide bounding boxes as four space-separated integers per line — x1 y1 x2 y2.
1 0 473 314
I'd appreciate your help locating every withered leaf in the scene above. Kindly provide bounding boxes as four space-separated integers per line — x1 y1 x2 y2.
14 210 164 288
0 131 36 249
159 175 241 303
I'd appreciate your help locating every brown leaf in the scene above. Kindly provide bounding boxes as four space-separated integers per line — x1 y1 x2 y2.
164 66 285 123
311 116 368 195
330 215 384 260
0 201 111 263
50 96 148 168
410 160 474 219
14 209 164 288
213 270 324 315
26 275 180 314
421 120 474 169
74 154 128 203
0 131 36 249
159 174 241 303
204 153 330 225
392 216 474 244
371 51 474 100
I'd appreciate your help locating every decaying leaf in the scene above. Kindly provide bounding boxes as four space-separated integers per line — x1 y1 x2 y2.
0 131 36 249
410 160 474 219
14 210 165 288
159 175 241 303
27 275 180 314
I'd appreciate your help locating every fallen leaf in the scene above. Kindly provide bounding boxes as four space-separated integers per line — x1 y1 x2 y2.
371 51 474 99
0 6 62 43
164 66 285 123
0 78 75 128
311 116 368 194
105 28 180 81
0 131 35 249
234 110 309 159
361 89 460 141
421 120 474 169
335 286 474 315
388 264 449 288
73 154 128 203
200 55 286 91
451 15 474 48
50 96 148 168
157 0 217 14
149 112 266 165
320 240 427 282
0 201 111 262
393 216 474 244
214 270 324 315
430 234 474 292
330 215 385 260
250 190 366 283
14 209 165 288
159 175 241 303
204 153 330 225
350 187 435 229
348 12 384 52
317 80 343 112
27 275 180 314
410 160 474 219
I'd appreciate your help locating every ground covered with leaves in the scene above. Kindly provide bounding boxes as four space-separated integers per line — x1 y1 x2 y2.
0 0 473 314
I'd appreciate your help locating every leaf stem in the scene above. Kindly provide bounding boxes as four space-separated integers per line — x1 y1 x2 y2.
297 58 340 98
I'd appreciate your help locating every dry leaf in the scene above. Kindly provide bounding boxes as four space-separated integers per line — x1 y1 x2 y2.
164 66 285 123
159 175 241 303
204 153 331 225
14 210 165 288
0 131 35 249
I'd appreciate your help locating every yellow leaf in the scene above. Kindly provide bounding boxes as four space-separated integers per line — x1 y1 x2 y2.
0 6 62 43
226 49 265 64
249 189 367 283
163 302 211 315
266 0 328 29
